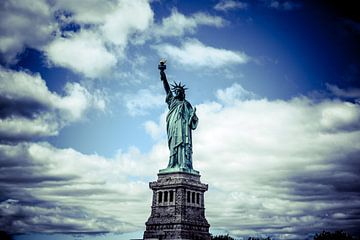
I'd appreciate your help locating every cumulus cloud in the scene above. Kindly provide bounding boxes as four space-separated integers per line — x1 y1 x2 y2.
326 83 360 99
153 39 249 68
0 0 56 62
195 95 360 238
131 8 227 45
100 0 153 46
123 88 164 116
0 142 163 234
1 0 231 78
46 0 153 78
0 0 154 78
153 9 226 39
214 0 249 11
216 83 257 104
1 83 360 237
144 111 167 140
319 101 360 131
141 84 360 239
0 114 60 140
53 0 118 24
0 67 105 140
45 30 117 78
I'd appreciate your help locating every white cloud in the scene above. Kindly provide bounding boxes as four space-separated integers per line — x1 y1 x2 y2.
0 114 60 138
326 83 360 99
0 67 105 139
53 0 118 24
144 111 167 140
153 9 226 38
1 0 230 78
216 82 257 104
47 0 153 78
56 82 107 121
101 0 153 46
144 121 162 140
0 67 52 104
123 88 164 116
192 92 360 238
320 100 360 131
0 0 56 62
153 39 249 68
1 84 360 237
1 0 154 78
45 30 117 79
0 142 157 234
48 0 153 78
265 0 302 11
137 84 360 238
214 0 248 11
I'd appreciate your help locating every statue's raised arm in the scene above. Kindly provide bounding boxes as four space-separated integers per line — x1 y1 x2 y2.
157 60 199 175
159 59 171 95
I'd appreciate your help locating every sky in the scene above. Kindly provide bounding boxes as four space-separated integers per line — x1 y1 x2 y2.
1 0 360 239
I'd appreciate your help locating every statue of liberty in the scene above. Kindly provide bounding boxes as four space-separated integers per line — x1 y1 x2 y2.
158 60 199 175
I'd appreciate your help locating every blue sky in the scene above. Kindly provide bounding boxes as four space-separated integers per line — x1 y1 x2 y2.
1 0 360 239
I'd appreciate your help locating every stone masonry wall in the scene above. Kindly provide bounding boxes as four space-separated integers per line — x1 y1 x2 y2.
143 172 211 240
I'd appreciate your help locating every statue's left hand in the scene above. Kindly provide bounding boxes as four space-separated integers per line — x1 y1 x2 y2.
192 107 198 121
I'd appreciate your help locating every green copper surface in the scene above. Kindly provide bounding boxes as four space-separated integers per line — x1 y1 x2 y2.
158 65 199 175
159 166 199 175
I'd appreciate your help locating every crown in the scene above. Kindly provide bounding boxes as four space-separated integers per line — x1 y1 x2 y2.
170 82 188 92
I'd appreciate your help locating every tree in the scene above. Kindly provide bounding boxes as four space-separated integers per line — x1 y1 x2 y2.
0 231 13 240
314 230 354 240
211 234 235 240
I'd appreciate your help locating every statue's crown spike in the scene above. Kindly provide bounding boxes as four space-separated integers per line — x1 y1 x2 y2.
171 81 187 92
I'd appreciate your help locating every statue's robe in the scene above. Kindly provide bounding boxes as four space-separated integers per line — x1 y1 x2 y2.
166 91 198 170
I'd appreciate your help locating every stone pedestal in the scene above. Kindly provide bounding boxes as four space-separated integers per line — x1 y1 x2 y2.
143 172 211 240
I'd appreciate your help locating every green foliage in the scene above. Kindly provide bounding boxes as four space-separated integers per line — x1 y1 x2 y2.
314 230 354 240
211 234 235 240
211 230 359 240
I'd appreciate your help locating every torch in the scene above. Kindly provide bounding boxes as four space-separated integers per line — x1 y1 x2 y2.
158 58 167 72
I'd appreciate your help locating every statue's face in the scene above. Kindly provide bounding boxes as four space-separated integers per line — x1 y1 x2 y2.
175 89 185 100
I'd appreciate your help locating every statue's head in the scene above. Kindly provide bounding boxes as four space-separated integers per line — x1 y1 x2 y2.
171 82 187 100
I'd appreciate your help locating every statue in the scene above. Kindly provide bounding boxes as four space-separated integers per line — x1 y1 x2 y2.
158 60 199 175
